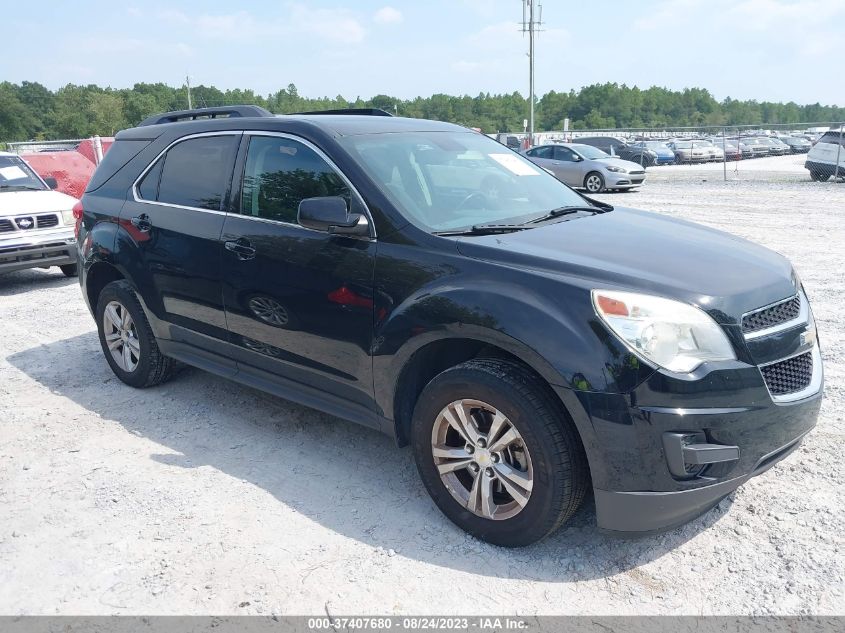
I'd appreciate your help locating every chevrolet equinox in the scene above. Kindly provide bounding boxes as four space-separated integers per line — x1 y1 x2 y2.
76 106 823 546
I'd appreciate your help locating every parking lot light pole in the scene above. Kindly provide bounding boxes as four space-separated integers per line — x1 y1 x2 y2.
836 123 843 181
723 127 727 182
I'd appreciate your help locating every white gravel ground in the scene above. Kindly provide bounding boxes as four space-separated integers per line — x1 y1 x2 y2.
1 156 843 616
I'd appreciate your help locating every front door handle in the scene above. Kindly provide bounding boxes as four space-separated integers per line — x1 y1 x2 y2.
130 213 152 232
224 238 256 260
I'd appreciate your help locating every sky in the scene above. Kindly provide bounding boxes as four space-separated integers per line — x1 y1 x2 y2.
3 0 844 105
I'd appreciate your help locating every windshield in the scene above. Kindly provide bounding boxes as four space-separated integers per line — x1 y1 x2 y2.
0 155 47 191
571 144 609 160
636 141 670 150
340 131 589 232
673 141 693 149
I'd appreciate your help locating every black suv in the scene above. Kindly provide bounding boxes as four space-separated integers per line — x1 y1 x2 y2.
77 106 822 546
574 136 658 167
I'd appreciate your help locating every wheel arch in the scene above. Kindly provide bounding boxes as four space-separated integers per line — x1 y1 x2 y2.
388 331 582 450
83 261 125 314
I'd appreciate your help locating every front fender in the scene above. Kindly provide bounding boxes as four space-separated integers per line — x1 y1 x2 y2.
373 276 654 410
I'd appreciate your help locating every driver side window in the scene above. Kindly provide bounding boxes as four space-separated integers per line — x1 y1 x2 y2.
553 146 576 162
241 135 352 224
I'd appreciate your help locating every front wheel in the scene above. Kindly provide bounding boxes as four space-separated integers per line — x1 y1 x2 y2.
95 280 177 388
411 358 588 547
583 171 605 193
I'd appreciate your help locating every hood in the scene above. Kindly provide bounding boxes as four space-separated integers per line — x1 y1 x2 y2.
596 157 645 171
456 208 795 323
0 189 78 215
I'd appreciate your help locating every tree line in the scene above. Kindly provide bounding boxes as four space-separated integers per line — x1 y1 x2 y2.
1 80 843 143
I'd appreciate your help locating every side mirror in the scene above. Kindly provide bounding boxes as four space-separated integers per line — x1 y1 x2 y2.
298 196 369 236
44 177 58 189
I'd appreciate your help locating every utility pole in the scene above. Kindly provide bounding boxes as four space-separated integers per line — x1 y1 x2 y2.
186 75 192 110
521 1 542 146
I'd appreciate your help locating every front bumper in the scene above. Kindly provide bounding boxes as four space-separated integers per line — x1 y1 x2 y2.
0 229 76 274
554 322 823 535
594 426 812 535
605 172 646 188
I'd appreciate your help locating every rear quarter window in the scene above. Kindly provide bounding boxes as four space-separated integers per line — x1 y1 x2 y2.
85 139 152 192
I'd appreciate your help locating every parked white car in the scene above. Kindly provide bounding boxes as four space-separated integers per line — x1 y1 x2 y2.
0 152 79 276
522 143 646 192
805 128 845 181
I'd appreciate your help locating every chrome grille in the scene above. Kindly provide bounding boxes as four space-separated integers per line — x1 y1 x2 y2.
760 352 813 396
36 213 59 228
0 219 13 233
742 295 800 333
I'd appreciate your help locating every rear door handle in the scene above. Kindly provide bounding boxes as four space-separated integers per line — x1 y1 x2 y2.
130 213 151 232
224 238 256 260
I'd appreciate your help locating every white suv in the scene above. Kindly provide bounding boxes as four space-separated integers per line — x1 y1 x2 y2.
805 128 845 181
0 152 79 276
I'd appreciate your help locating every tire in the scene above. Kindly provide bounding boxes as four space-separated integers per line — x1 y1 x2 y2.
583 171 605 193
810 170 830 182
411 358 588 547
95 280 177 388
59 263 78 277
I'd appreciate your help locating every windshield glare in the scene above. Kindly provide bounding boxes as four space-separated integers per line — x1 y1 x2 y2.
0 156 47 191
341 132 588 232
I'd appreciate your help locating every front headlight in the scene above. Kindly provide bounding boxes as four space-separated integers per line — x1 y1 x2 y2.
61 209 74 225
605 166 627 173
592 290 736 373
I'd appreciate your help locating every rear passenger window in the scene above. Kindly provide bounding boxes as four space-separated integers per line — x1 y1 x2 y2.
241 135 352 224
151 135 238 210
529 146 553 159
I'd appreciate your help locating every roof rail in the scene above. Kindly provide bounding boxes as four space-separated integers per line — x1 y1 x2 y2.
138 105 274 127
291 108 394 117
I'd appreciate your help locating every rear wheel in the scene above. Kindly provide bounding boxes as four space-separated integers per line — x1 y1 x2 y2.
59 263 77 277
583 171 605 193
810 170 830 182
411 358 588 547
95 280 177 388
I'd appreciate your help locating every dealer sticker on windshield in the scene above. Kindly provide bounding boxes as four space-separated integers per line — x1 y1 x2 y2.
489 153 541 176
0 166 28 181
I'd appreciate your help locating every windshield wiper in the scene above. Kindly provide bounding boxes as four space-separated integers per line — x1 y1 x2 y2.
0 185 42 191
526 202 611 224
434 224 528 236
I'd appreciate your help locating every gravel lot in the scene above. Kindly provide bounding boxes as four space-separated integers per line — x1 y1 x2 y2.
1 156 843 616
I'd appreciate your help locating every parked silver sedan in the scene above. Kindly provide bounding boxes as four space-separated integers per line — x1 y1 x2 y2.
522 143 646 193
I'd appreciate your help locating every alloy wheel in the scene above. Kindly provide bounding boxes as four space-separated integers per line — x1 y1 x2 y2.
431 399 533 520
102 300 140 372
585 174 602 192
